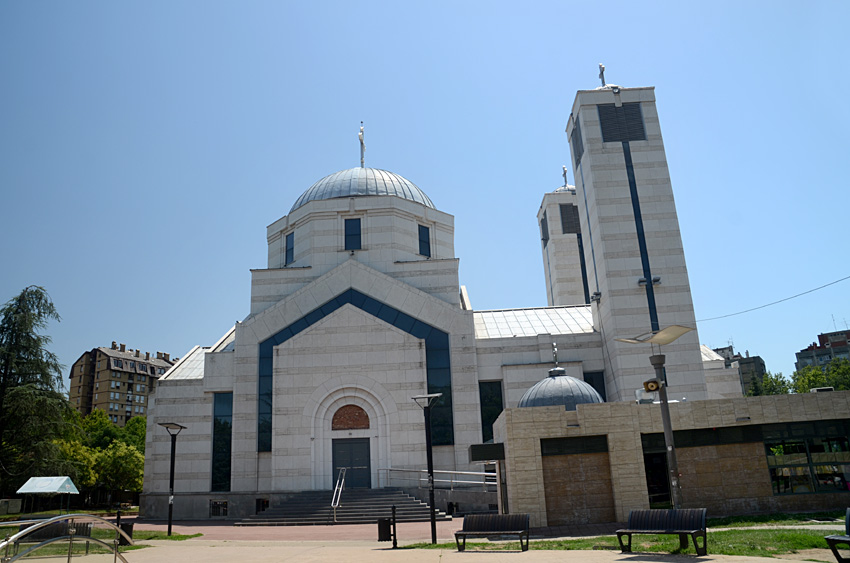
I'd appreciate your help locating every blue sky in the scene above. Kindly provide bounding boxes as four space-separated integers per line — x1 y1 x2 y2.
1 1 848 385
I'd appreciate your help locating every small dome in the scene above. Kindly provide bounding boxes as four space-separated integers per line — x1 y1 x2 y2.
517 368 604 410
291 167 435 212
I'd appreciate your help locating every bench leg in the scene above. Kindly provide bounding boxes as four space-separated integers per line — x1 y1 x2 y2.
617 532 632 553
692 532 707 557
520 532 528 552
679 533 688 551
827 538 850 563
455 535 466 552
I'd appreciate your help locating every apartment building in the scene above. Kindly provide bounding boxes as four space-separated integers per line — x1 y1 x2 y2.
68 342 176 426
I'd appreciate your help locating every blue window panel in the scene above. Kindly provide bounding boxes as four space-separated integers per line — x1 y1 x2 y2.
214 392 234 417
394 312 415 333
426 349 451 369
377 304 399 325
285 232 294 265
361 297 382 316
427 367 451 387
426 331 449 350
418 225 431 257
410 321 432 340
305 308 323 326
320 299 342 316
259 358 273 375
348 290 365 308
273 328 293 346
344 218 361 250
259 341 274 358
289 317 309 336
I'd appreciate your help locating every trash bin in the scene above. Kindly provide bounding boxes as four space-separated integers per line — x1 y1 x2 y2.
377 518 391 542
118 522 134 546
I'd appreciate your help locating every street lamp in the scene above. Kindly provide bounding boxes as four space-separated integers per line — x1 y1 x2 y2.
158 422 186 536
412 393 442 545
616 325 693 509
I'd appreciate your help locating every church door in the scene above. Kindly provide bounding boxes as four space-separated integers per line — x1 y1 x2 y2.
332 438 371 489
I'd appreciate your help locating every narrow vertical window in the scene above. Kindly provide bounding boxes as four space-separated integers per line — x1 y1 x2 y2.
540 211 549 248
478 381 504 443
418 225 431 257
284 232 294 265
344 218 361 250
212 392 233 492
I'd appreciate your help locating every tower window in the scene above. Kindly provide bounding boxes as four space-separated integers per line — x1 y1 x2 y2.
418 225 431 257
344 218 361 250
560 204 581 234
570 119 584 166
284 232 294 265
540 211 549 247
597 103 646 142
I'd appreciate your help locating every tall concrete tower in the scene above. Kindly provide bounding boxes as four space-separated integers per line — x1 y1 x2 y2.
538 183 590 306
565 84 706 402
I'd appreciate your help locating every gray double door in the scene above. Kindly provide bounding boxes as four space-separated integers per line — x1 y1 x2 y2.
332 438 371 489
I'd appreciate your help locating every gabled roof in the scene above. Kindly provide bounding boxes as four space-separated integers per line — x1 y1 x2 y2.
17 476 79 494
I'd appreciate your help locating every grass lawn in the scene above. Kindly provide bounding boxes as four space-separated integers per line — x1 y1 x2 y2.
0 524 201 557
407 511 844 558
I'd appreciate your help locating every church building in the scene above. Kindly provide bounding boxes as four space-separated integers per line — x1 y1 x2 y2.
142 81 753 521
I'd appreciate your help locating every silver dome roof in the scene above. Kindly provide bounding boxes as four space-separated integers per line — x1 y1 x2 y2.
291 167 435 212
517 371 604 411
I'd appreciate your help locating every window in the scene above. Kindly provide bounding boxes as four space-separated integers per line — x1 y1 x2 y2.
478 381 504 443
767 437 850 494
540 212 549 248
560 204 581 235
212 393 234 492
129 361 135 369
284 232 294 265
138 364 145 372
418 225 431 257
344 218 361 250
113 359 122 368
597 102 646 143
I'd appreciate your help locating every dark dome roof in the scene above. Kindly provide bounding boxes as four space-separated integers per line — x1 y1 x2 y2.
517 369 604 410
290 167 435 212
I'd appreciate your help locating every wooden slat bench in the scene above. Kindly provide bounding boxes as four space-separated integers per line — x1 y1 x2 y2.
825 508 850 563
455 514 530 552
15 520 94 555
616 508 707 556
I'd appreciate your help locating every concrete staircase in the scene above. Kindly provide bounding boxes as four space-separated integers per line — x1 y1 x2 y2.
236 488 451 526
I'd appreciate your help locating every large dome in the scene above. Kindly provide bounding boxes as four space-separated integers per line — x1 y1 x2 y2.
290 167 435 213
517 368 604 411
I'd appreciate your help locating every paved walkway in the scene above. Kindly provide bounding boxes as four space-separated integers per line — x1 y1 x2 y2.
85 517 841 562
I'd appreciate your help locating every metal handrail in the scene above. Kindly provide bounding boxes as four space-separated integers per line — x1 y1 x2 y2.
377 467 498 491
0 513 133 563
331 467 346 523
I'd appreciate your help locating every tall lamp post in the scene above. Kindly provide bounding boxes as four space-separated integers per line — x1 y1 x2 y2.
158 422 186 536
616 325 693 509
412 393 442 545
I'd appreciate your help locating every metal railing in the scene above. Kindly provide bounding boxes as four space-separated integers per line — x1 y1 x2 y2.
0 513 134 563
331 467 346 522
377 467 497 492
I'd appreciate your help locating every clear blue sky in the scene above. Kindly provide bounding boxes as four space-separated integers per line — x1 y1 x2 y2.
1 1 848 386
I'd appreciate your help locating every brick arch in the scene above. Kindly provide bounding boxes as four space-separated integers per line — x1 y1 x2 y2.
332 404 370 430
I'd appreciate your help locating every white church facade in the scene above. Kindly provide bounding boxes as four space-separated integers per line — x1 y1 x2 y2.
142 84 744 521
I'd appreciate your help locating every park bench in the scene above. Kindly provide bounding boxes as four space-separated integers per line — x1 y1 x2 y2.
15 520 94 555
825 508 850 562
455 513 530 552
616 508 707 556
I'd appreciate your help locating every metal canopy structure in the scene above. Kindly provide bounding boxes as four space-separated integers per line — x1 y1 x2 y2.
17 477 79 495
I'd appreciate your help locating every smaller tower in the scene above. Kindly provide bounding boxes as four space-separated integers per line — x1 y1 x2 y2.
537 170 591 306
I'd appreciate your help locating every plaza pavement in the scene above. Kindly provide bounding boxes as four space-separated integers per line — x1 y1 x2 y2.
83 516 842 563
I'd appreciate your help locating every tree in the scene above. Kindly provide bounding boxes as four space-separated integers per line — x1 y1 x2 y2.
82 409 121 450
746 370 790 396
0 286 72 495
790 358 850 393
94 442 144 493
122 416 147 455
